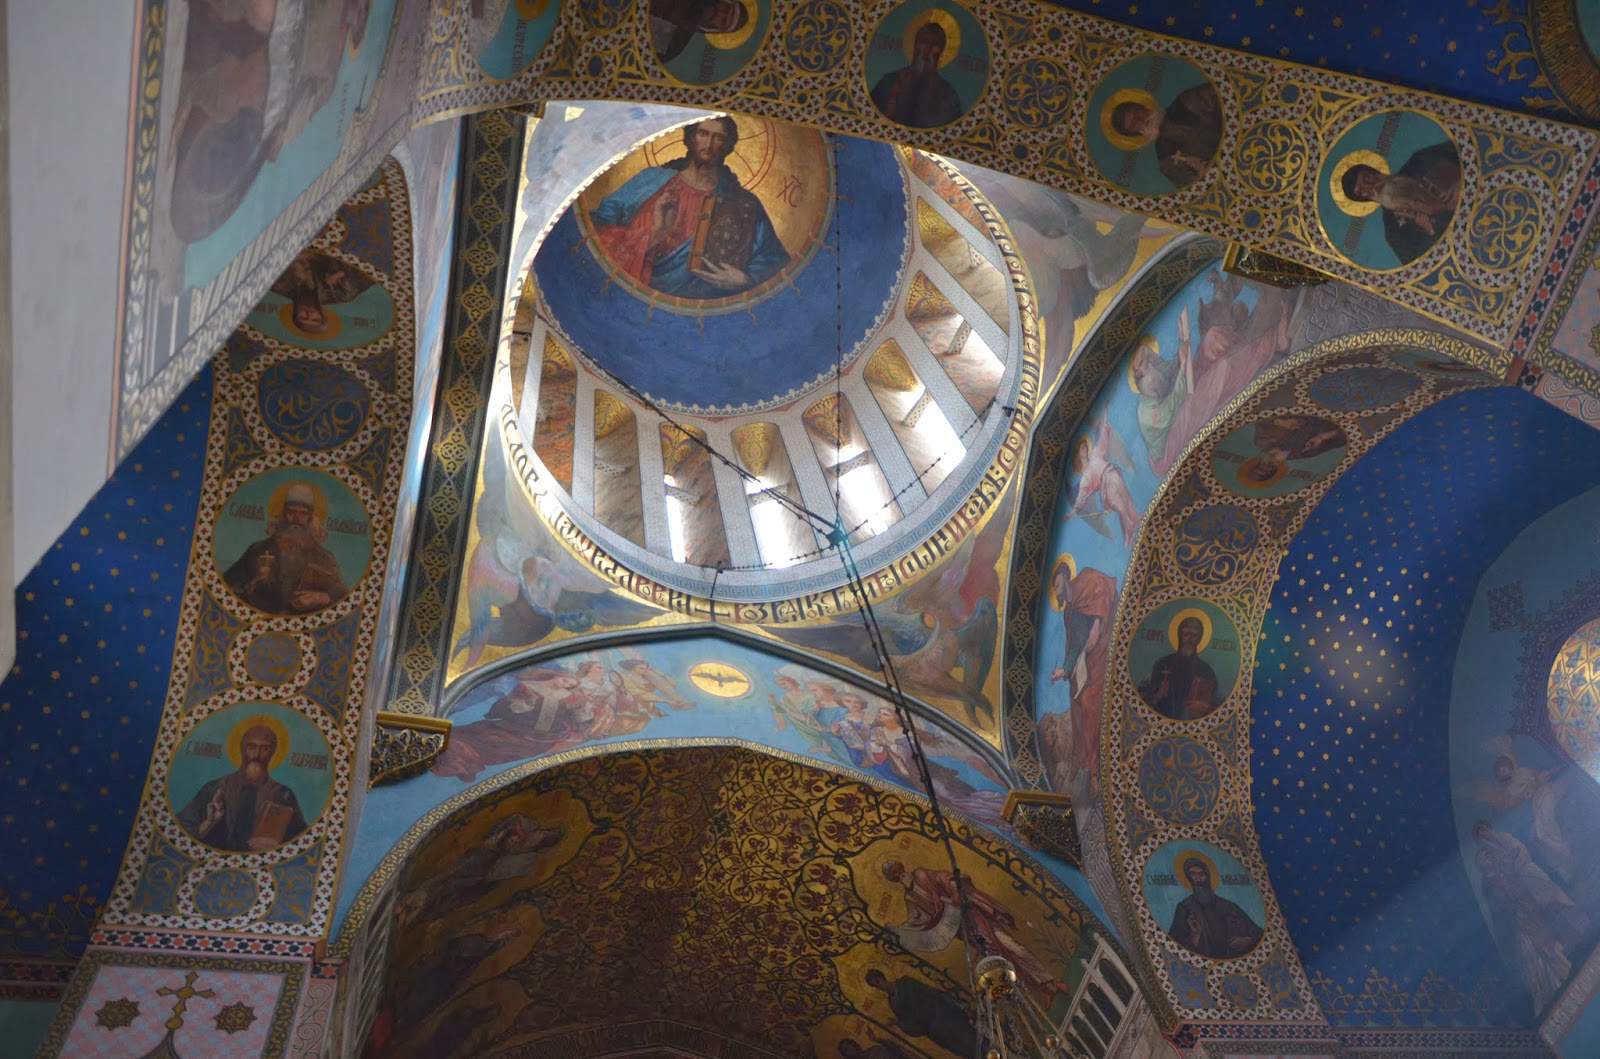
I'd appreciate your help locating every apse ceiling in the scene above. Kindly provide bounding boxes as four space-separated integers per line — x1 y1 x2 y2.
1253 385 1600 1027
510 117 1029 603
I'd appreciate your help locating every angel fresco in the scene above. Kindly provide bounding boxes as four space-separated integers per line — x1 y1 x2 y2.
433 653 687 782
768 667 1007 822
857 705 1007 822
967 175 1151 365
1467 737 1600 895
1472 820 1591 1012
1134 274 1300 476
1069 416 1142 549
769 671 848 760
453 435 657 669
768 512 1006 729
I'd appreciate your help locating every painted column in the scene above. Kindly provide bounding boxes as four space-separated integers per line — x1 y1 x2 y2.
41 162 418 1059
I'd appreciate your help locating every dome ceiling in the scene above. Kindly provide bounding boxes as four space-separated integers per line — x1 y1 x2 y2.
507 118 1032 604
534 122 908 415
1252 386 1600 1027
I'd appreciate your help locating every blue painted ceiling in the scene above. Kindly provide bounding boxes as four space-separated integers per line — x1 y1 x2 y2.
0 368 210 964
1252 385 1600 1028
1050 0 1591 123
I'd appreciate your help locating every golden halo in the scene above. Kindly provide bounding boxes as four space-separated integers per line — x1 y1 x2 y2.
277 301 344 341
1128 334 1159 394
1328 148 1390 218
266 480 330 525
903 8 961 69
703 0 759 50
1173 849 1220 892
1167 606 1214 652
1048 554 1078 610
1235 456 1288 490
226 713 291 771
1100 88 1159 152
515 0 551 18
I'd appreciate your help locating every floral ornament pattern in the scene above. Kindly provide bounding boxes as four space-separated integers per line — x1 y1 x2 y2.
214 1002 257 1034
784 0 851 73
95 998 140 1030
1000 58 1072 129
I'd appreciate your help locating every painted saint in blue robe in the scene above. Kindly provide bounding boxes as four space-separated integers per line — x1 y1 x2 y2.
589 119 791 300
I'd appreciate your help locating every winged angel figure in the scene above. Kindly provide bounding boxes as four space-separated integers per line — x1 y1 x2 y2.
1466 736 1600 885
1070 416 1142 549
771 514 1006 730
452 434 658 668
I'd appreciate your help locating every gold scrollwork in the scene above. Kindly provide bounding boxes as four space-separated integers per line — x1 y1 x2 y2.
1233 120 1309 198
1000 57 1073 130
1467 183 1544 273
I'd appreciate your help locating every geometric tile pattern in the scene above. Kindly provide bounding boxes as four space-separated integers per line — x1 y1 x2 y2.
380 111 525 716
58 963 286 1059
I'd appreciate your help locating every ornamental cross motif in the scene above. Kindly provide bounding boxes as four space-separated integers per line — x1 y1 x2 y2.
156 971 215 1031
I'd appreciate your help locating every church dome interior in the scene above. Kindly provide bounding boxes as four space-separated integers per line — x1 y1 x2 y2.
512 118 1032 602
8 3 1600 1058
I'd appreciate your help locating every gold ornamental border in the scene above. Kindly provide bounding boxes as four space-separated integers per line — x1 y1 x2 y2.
1096 329 1501 1032
499 151 1043 625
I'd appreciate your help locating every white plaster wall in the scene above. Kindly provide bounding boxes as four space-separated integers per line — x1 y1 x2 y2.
6 3 134 581
0 0 13 670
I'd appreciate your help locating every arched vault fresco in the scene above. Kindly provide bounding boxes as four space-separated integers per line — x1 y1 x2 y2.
1449 483 1600 1054
410 0 1600 355
1093 335 1570 1046
346 743 1122 1058
338 629 1117 936
992 230 1496 939
112 0 432 466
1251 396 1600 1037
